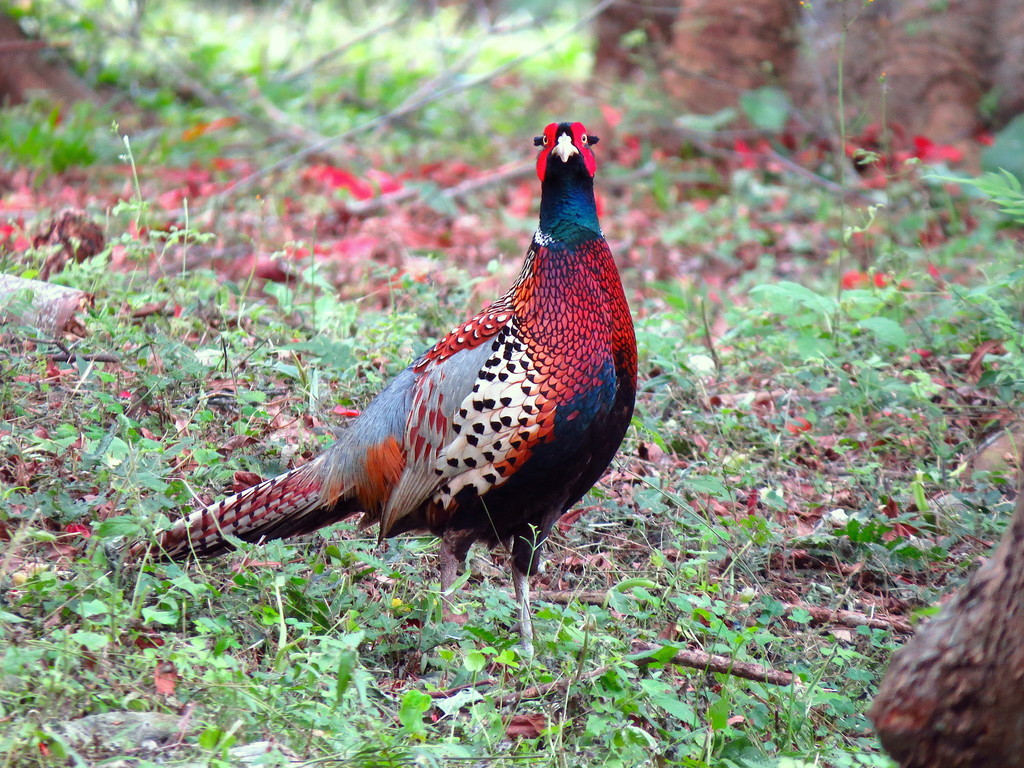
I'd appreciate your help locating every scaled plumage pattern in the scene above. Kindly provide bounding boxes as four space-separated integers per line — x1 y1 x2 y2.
134 121 637 652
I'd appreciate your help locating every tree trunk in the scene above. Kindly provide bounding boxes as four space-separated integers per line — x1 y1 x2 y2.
796 0 993 144
0 12 99 107
663 0 802 115
870 475 1024 768
991 0 1024 126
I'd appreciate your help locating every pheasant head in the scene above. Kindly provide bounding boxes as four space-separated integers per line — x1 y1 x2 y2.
533 121 601 242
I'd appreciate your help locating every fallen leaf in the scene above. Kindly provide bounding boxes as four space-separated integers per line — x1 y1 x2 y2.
505 713 546 739
232 471 264 492
154 661 178 696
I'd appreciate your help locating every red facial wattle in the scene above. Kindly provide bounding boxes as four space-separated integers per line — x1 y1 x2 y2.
535 121 598 182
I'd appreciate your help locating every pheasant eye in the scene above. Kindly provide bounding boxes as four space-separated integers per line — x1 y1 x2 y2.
543 135 549 146
580 134 588 144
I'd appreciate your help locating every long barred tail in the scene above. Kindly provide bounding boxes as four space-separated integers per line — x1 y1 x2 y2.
129 461 352 560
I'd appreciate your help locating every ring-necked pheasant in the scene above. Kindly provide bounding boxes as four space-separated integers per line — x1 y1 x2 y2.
133 121 637 653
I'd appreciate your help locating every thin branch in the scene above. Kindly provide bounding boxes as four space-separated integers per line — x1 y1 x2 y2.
631 642 795 686
792 604 913 635
213 0 619 202
492 642 793 706
48 351 120 364
344 160 534 216
274 16 401 84
427 679 496 699
674 126 868 202
535 590 913 634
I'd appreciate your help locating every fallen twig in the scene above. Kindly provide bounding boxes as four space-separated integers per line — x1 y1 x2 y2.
47 351 120 364
535 590 913 634
492 642 793 706
674 126 868 202
344 160 533 216
213 0 619 201
631 642 794 686
274 17 401 84
427 679 495 699
790 604 913 635
707 386 840 408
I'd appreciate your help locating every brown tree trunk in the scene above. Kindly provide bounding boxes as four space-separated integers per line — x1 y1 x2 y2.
796 0 993 144
663 0 802 115
991 0 1024 126
870 477 1024 768
0 12 99 107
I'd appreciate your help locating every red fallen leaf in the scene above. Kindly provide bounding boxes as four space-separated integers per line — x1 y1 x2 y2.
332 406 361 417
154 661 178 696
181 116 241 142
841 270 868 290
133 633 165 650
913 135 963 164
556 505 590 534
883 521 920 541
38 743 50 757
966 339 1006 380
129 300 168 319
599 103 623 129
880 497 900 518
232 470 264 492
253 257 291 282
367 168 403 195
306 166 403 200
506 713 547 739
786 417 812 435
872 273 888 288
65 523 91 538
911 348 933 359
926 261 946 288
745 490 759 514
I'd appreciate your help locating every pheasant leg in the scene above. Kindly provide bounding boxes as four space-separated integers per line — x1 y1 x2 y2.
512 566 535 657
439 534 467 625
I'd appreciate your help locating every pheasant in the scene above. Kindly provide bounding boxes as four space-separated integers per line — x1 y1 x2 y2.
133 121 637 652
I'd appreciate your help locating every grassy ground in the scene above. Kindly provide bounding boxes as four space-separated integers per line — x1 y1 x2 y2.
2 3 1023 766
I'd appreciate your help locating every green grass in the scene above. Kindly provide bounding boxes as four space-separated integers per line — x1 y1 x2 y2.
2 2 1024 766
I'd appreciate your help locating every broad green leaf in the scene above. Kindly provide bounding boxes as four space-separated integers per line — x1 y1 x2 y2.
70 631 109 650
76 599 109 618
857 316 908 348
463 650 487 673
739 87 790 132
398 689 432 733
334 650 356 702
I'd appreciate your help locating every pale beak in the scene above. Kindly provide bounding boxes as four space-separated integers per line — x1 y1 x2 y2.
553 132 579 162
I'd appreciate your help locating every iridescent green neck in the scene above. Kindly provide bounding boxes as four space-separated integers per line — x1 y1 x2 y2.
537 168 602 244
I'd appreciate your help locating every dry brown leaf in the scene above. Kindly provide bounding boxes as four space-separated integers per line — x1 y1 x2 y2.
505 713 547 739
154 661 178 696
